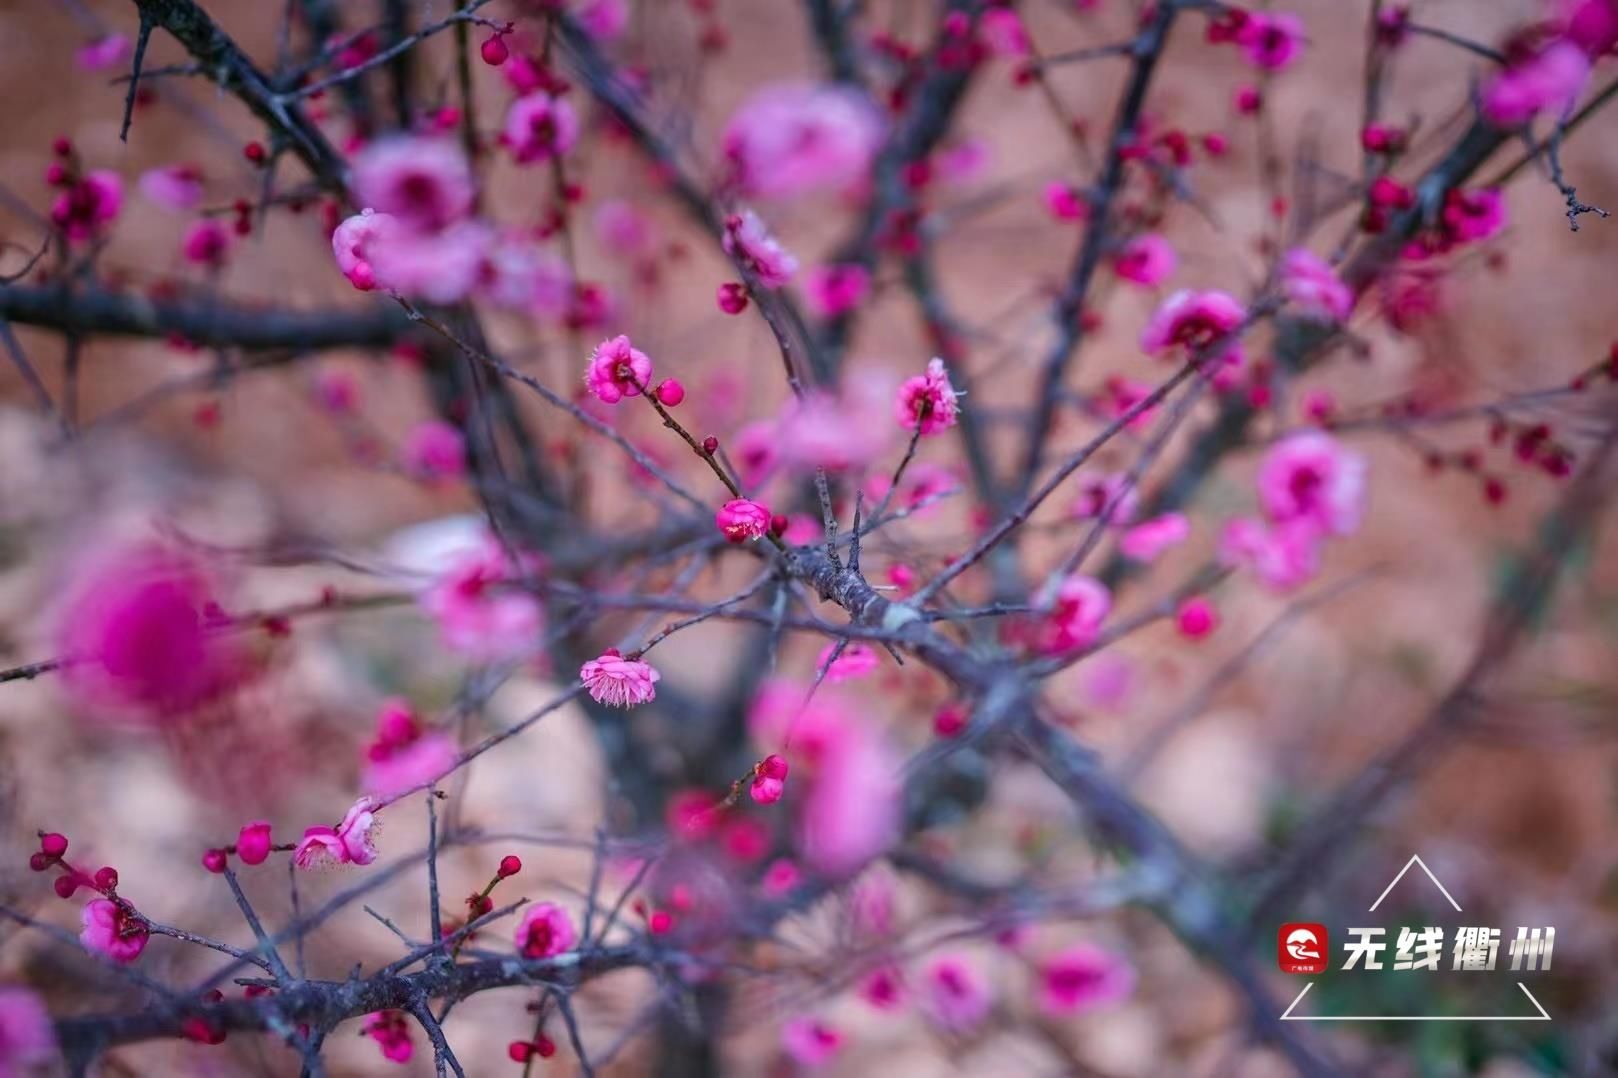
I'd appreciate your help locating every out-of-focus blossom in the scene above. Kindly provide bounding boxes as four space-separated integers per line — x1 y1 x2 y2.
368 219 491 303
1257 431 1366 536
1044 182 1088 221
922 955 991 1033
722 83 883 198
420 535 542 662
777 374 893 473
0 987 56 1074
1483 39 1590 127
1118 512 1190 562
593 199 652 255
363 699 457 797
575 0 628 39
51 171 122 243
1036 944 1135 1015
1282 249 1354 323
402 420 466 482
1238 12 1306 70
1140 289 1246 358
1218 516 1322 591
722 210 798 288
981 8 1031 56
1441 188 1508 244
1113 233 1176 286
1071 471 1139 525
503 93 580 164
815 642 877 682
363 1011 413 1064
138 164 204 212
781 1017 843 1067
478 233 572 316
515 902 576 957
1035 574 1111 653
351 137 474 231
76 34 129 71
181 220 230 268
580 650 661 708
804 263 871 317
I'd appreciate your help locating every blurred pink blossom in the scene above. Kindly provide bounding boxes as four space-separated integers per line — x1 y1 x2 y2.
0 987 56 1074
420 536 542 662
503 93 580 164
1036 944 1135 1015
922 955 991 1032
515 902 576 957
722 83 883 198
351 137 473 231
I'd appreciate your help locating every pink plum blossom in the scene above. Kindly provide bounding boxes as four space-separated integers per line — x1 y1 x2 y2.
503 93 580 164
722 210 798 288
1036 944 1135 1015
181 220 230 268
1140 289 1246 358
515 902 576 957
781 1017 843 1067
1118 512 1190 562
1257 431 1367 536
1218 517 1322 591
593 199 652 254
54 539 244 723
1176 597 1220 639
1112 233 1176 286
816 642 877 682
236 821 273 866
1483 40 1590 127
722 83 883 198
138 165 204 212
478 233 572 316
895 357 960 435
1071 471 1139 525
76 34 130 71
51 171 122 243
580 650 661 708
367 220 491 303
331 209 399 291
576 0 628 40
402 420 466 482
294 797 380 869
981 8 1031 57
732 421 781 486
1441 188 1508 244
1036 574 1112 653
362 1011 412 1064
0 987 56 1075
1238 12 1306 71
1282 249 1354 323
750 754 789 804
716 498 772 543
859 966 906 1010
363 699 458 797
351 137 474 231
585 335 653 403
795 713 901 877
922 955 992 1033
420 536 543 662
804 263 871 317
79 899 149 964
776 380 892 473
1044 182 1088 221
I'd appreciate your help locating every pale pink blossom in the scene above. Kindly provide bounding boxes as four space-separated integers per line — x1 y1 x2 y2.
575 0 628 39
76 34 129 71
402 419 466 482
363 699 458 797
331 209 399 291
894 357 960 435
863 462 959 516
420 537 543 662
796 717 900 877
585 334 653 404
1218 517 1322 591
478 234 572 316
732 421 781 486
580 650 661 707
362 1011 412 1064
722 83 883 198
294 798 381 869
776 382 892 473
79 899 149 964
981 8 1031 56
368 219 491 303
1083 653 1135 712
922 955 991 1033
804 263 871 317
1119 512 1190 562
722 210 798 288
1071 471 1139 525
593 199 652 254
138 164 204 212
503 93 580 164
937 139 989 185
1036 575 1111 653
0 987 56 1075
1282 249 1353 323
1483 39 1590 127
1113 233 1176 286
1238 12 1306 71
1140 289 1246 358
1103 375 1162 431
1037 944 1135 1015
54 539 244 723
351 137 474 231
716 498 773 543
781 1017 843 1067
515 902 576 957
815 642 877 682
1257 431 1366 536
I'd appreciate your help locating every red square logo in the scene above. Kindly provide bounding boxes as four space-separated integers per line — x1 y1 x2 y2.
1278 923 1329 974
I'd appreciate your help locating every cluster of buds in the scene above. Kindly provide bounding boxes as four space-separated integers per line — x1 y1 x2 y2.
202 821 283 874
30 831 149 964
446 854 522 955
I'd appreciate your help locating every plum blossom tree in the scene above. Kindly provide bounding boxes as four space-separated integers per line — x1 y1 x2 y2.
0 1 1616 1076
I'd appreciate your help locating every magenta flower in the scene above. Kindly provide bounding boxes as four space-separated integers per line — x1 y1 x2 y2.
363 699 458 798
1237 12 1306 71
1218 516 1322 592
815 642 878 683
922 955 992 1033
362 1011 413 1064
515 902 577 958
777 384 892 473
585 335 653 404
478 233 573 316
1483 40 1590 127
895 357 960 435
1044 181 1088 221
795 718 900 878
1441 188 1508 244
577 0 629 40
79 899 149 964
351 136 473 231
503 93 580 165
402 420 467 483
366 219 491 303
54 539 244 723
749 754 789 805
580 649 661 708
804 263 871 317
236 821 273 866
781 1016 843 1067
1282 248 1354 323
1036 574 1112 654
859 966 906 1010
1257 431 1367 537
1071 471 1140 525
50 171 122 243
716 498 772 543
1140 289 1246 358
0 987 57 1074
420 536 543 662
294 798 380 869
331 209 399 291
138 164 204 212
75 34 130 72
721 83 882 198
1118 512 1190 563
1176 597 1220 639
1036 944 1135 1015
181 219 230 268
1112 233 1176 287
722 210 798 289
